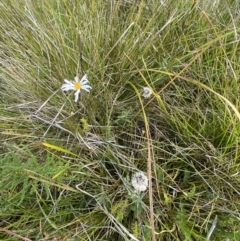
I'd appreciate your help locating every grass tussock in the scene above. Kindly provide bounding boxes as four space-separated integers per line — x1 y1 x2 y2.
0 0 240 240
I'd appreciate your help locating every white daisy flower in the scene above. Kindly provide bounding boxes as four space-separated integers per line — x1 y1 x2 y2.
61 74 92 102
131 171 148 192
142 87 152 99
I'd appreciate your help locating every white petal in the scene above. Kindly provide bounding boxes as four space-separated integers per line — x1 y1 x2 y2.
61 83 75 91
64 79 72 84
81 79 89 85
82 85 92 91
82 83 91 88
81 74 88 82
74 89 80 102
74 76 80 83
80 76 89 85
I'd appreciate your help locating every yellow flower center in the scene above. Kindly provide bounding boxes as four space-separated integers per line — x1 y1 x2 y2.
74 82 82 90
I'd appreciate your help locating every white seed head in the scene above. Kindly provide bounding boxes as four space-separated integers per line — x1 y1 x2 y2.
131 171 148 192
142 87 152 99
